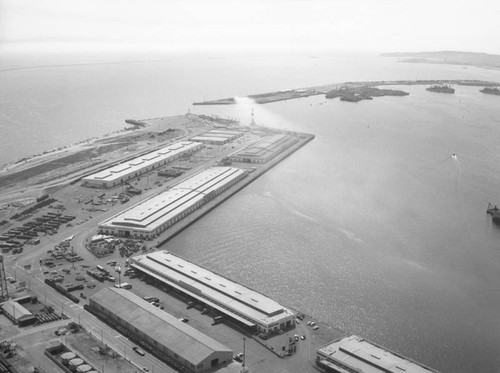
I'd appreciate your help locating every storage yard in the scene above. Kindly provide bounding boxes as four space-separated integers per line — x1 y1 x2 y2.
0 113 437 373
0 114 323 373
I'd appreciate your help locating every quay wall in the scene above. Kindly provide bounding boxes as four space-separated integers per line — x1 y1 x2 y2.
155 132 315 247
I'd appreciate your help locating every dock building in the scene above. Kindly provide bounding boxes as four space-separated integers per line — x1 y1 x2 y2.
316 335 440 373
81 141 202 189
190 129 243 145
87 287 233 373
131 251 296 334
0 298 37 326
229 134 298 164
98 167 247 240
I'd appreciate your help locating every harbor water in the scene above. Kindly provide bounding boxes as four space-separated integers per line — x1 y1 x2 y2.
2 52 500 372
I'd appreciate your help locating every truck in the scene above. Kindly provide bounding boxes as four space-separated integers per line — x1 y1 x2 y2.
212 315 224 325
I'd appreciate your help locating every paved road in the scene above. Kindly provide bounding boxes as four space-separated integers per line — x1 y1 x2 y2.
10 267 175 373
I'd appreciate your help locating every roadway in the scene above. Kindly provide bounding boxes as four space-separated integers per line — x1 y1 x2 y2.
8 262 175 373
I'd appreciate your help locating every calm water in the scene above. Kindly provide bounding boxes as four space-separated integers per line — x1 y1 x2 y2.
2 52 500 372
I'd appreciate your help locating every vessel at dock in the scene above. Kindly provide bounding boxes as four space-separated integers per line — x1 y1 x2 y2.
125 119 147 127
480 87 500 95
487 203 500 224
426 85 455 94
487 202 499 215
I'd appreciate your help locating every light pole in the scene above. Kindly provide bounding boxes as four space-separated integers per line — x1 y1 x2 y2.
116 265 121 286
242 337 246 372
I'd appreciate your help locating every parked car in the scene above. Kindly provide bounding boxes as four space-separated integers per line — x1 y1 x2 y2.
313 325 319 330
132 346 145 356
233 352 244 362
179 317 189 323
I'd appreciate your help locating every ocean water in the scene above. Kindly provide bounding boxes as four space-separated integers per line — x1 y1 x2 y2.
2 51 500 372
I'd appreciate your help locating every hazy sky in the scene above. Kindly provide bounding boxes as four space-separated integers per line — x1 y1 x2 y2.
1 0 500 54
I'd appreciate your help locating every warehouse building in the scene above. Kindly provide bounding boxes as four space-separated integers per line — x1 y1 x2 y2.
88 287 233 373
190 129 243 145
98 167 247 240
189 136 229 145
81 141 202 188
0 299 37 326
131 251 296 334
316 335 440 373
229 134 298 164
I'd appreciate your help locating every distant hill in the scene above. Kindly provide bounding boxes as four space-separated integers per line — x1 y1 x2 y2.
381 51 500 70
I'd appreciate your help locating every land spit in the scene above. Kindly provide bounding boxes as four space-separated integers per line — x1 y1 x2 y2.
193 78 500 105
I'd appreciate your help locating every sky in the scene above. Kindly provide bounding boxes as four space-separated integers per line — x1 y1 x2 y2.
1 0 500 55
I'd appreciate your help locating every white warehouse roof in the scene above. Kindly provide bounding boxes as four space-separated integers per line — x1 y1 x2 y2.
83 141 200 183
132 251 295 328
317 335 440 373
99 167 247 233
90 287 232 366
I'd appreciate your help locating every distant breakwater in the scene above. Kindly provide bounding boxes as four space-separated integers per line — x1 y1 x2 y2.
192 79 500 105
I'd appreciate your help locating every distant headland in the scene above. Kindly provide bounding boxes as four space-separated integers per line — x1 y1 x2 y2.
381 50 500 70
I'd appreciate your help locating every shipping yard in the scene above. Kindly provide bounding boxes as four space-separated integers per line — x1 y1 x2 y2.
0 114 439 373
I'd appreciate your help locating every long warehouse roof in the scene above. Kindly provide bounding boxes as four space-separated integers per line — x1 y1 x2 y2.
99 167 246 231
91 287 232 365
1 301 32 321
84 141 200 182
132 251 294 326
318 335 439 373
190 136 228 142
232 134 289 158
206 130 242 136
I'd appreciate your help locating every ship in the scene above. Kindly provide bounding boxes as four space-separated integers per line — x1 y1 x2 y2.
479 87 500 95
125 119 147 127
487 203 500 225
487 202 500 215
426 85 455 94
